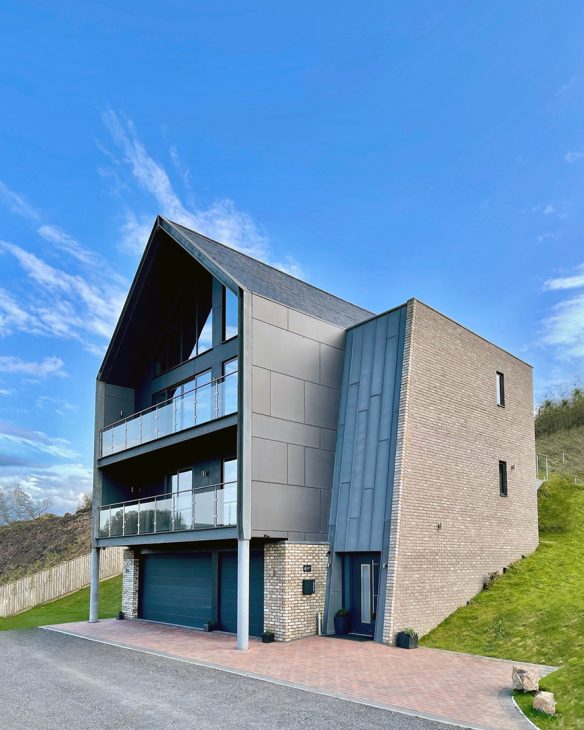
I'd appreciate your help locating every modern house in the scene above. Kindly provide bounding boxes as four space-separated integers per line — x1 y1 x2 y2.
90 216 539 648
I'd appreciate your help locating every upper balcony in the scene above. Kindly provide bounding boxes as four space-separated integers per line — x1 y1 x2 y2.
99 370 238 458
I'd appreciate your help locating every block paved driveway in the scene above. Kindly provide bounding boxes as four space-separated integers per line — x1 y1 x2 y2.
4 628 455 730
43 619 554 729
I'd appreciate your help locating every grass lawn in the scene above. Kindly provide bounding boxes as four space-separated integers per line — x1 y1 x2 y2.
422 476 584 728
0 574 122 631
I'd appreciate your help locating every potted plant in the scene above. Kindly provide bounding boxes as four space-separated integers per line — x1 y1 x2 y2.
261 630 275 643
334 608 351 635
396 628 418 649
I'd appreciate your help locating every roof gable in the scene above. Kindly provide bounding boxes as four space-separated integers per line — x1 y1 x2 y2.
162 218 373 329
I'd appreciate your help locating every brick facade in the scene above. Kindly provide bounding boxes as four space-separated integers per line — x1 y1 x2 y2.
121 548 140 619
264 542 328 641
384 300 538 642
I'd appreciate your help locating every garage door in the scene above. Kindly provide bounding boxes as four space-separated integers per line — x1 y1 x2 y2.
219 550 264 636
140 552 212 628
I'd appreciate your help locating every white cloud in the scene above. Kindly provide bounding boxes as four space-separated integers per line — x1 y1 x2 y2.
541 263 584 361
0 240 126 349
0 356 67 379
564 151 584 163
0 463 91 514
0 181 40 221
0 289 37 336
0 389 12 396
537 232 560 243
169 145 191 187
541 292 584 359
544 264 584 291
37 224 100 268
119 210 153 255
102 109 304 275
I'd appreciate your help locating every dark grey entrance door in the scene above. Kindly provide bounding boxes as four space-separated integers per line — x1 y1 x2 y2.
349 553 380 636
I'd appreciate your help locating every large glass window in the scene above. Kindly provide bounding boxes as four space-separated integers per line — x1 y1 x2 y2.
221 458 237 525
155 282 213 375
171 469 193 530
221 358 238 416
224 287 238 341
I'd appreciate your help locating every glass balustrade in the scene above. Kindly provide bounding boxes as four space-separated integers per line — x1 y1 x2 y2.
97 482 237 538
100 371 237 457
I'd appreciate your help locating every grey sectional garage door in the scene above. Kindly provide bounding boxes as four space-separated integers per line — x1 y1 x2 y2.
140 552 212 628
218 550 264 636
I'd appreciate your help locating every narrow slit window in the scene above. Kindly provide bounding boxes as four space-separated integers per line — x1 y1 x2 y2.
224 287 239 341
496 371 505 407
499 460 508 497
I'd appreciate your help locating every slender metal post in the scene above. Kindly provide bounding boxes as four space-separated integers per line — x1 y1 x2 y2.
89 547 101 623
236 538 250 650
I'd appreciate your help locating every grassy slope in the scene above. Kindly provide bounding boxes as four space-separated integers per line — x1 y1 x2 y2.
537 424 584 483
422 476 584 728
0 575 122 631
0 510 91 585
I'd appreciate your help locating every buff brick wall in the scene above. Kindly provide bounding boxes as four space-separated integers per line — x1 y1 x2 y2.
264 542 328 641
121 548 140 619
384 300 538 643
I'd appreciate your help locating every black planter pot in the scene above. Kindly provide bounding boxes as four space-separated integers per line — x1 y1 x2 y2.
396 632 418 649
261 633 275 643
334 614 352 635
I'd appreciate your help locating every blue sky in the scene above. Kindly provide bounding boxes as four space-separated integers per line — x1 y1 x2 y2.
1 1 584 512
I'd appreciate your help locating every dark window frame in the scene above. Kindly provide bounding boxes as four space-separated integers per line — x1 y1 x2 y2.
496 371 505 407
499 460 508 497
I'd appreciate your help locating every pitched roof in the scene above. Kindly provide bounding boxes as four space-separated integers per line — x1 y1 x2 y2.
163 218 373 329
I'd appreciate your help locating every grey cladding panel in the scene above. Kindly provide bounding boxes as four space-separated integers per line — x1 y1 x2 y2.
329 306 406 553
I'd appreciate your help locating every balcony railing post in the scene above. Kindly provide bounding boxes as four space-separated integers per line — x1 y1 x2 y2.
156 406 159 439
215 378 220 420
137 500 141 535
154 496 157 534
140 413 143 446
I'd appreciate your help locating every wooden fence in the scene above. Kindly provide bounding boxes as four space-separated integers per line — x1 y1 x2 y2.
0 547 124 618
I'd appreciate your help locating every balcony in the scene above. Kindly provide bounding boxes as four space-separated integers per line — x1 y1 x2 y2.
98 480 237 538
100 371 237 458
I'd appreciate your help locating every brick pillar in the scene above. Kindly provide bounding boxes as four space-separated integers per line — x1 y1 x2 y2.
121 548 140 619
264 542 328 641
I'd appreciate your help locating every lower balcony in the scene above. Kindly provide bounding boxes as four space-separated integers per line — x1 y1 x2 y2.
98 481 237 539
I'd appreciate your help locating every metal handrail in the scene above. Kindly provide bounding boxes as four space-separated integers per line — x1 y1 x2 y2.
100 370 238 433
100 370 238 457
101 480 235 510
98 480 237 538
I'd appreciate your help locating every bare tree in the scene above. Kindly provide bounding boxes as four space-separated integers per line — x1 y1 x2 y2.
0 488 50 526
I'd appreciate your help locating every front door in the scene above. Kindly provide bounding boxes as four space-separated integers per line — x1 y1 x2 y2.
349 553 380 637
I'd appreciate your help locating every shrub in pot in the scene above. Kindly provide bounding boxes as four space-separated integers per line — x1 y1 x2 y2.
261 631 275 643
334 608 352 635
396 628 418 649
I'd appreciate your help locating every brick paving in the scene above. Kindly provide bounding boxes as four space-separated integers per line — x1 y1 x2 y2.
45 620 552 729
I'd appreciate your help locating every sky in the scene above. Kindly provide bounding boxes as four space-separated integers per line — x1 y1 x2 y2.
1 1 584 513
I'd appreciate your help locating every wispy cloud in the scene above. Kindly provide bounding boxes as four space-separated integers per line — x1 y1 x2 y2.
0 240 126 350
0 424 90 512
0 356 67 379
37 224 100 268
544 264 584 291
102 109 304 276
0 181 40 221
541 263 584 360
564 151 584 164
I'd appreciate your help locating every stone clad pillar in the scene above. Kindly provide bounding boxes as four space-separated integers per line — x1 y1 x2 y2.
121 548 140 619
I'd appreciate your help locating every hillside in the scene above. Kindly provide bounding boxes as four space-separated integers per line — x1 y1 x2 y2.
422 475 584 728
537 424 584 483
0 509 91 586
